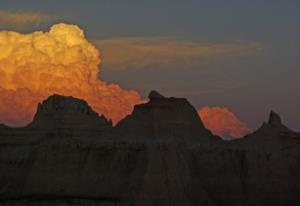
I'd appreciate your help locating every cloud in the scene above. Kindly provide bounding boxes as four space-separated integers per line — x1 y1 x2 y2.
0 23 143 127
198 106 250 139
0 11 55 26
94 37 262 70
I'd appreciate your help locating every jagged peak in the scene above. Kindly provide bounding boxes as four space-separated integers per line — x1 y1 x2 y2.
268 110 282 126
148 90 165 100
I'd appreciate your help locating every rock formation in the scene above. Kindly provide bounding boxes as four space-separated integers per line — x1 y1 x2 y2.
0 92 299 206
148 90 165 100
116 90 215 143
28 94 112 129
241 109 299 145
268 110 282 126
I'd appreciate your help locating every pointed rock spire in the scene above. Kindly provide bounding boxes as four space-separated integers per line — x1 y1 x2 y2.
268 110 282 126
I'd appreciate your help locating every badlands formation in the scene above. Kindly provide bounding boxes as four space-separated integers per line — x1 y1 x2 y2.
0 91 299 206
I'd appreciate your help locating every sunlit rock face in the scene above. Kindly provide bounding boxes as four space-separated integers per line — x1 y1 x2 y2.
0 23 143 127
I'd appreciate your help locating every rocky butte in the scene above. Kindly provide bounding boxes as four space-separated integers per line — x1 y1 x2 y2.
0 91 299 206
28 94 112 129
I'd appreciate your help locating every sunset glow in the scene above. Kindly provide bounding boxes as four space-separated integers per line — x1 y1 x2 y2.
0 23 143 126
0 23 253 137
198 106 250 139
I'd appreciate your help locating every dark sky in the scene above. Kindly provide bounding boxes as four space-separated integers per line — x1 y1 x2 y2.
0 0 299 130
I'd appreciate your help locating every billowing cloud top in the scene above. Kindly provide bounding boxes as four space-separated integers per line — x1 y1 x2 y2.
198 106 250 139
0 23 143 126
0 24 99 89
0 23 252 139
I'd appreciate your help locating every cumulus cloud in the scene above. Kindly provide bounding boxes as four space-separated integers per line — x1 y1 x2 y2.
0 23 143 127
94 37 262 70
198 106 250 139
0 11 55 26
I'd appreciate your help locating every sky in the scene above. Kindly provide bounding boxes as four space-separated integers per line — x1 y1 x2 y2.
0 0 299 132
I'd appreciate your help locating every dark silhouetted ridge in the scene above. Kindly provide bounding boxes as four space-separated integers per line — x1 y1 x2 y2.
1 92 300 206
116 91 216 142
28 94 112 129
243 110 300 142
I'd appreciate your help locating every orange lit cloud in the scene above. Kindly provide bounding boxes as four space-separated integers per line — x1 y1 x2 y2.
94 37 262 70
198 106 250 139
0 11 55 26
0 23 143 127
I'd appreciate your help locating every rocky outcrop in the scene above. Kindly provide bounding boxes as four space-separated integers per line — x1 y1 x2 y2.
190 111 300 206
148 90 165 100
0 93 300 206
28 94 112 129
241 110 300 146
268 110 282 126
116 91 215 143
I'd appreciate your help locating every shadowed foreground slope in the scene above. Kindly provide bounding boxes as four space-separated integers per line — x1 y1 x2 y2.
0 91 299 206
